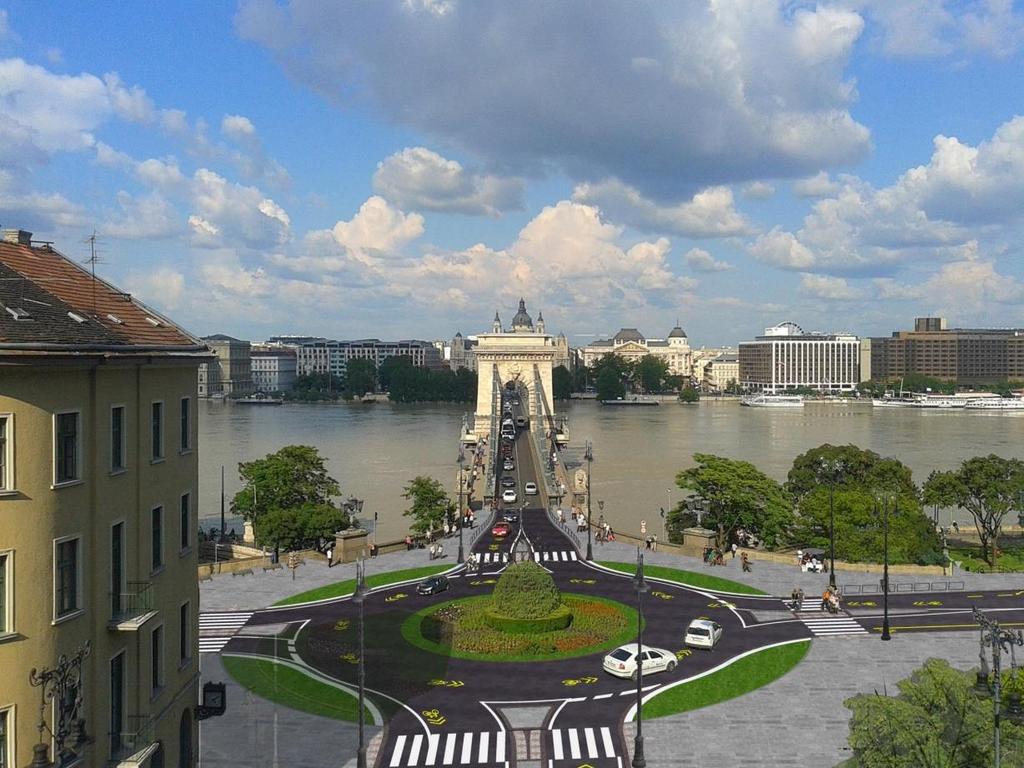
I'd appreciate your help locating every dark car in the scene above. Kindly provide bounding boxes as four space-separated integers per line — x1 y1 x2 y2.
501 476 516 488
416 575 450 596
503 510 519 523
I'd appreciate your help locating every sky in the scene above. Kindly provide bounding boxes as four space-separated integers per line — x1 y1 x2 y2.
1 1 1023 347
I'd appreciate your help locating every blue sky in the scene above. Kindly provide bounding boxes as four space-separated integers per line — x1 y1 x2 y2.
1 1 1023 346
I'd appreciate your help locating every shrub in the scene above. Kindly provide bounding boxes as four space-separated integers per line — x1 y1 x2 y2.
490 561 562 619
483 604 573 634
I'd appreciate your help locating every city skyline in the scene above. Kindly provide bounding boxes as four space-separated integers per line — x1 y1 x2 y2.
0 2 1023 345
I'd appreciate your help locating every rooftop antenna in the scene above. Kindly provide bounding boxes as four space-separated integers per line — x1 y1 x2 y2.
82 230 104 316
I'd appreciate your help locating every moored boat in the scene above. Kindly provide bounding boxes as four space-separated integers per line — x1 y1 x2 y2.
740 394 804 407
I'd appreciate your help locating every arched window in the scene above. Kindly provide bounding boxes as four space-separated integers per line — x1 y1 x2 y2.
178 709 193 768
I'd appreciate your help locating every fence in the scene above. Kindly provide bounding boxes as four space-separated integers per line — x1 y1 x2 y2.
842 580 965 594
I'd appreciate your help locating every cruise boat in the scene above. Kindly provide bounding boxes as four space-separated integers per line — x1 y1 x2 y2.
964 398 1024 411
236 393 284 405
740 394 804 408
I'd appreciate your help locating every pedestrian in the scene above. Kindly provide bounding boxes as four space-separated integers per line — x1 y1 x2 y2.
326 546 333 568
405 534 413 551
741 551 752 572
731 542 738 559
652 534 658 552
952 520 960 533
558 508 564 525
437 542 444 559
645 537 651 550
444 521 450 537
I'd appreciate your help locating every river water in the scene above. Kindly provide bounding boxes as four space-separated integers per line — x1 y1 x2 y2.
197 399 1024 542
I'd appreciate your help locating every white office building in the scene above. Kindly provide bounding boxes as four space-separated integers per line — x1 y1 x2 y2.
739 322 860 393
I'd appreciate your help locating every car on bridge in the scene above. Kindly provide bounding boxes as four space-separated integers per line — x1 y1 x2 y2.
491 521 512 536
415 575 450 596
524 482 538 495
503 510 519 523
503 459 515 471
500 477 516 488
684 619 723 650
602 644 677 680
502 488 518 503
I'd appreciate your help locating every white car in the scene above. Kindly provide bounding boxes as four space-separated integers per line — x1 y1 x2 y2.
602 644 677 680
502 489 518 504
524 482 538 495
684 619 723 650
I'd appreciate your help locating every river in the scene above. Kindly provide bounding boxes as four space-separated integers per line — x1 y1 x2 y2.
197 399 1024 542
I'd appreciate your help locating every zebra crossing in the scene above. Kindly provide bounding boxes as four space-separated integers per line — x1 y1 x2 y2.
550 727 618 762
477 551 509 564
533 550 578 563
387 731 506 767
198 611 253 653
795 606 870 637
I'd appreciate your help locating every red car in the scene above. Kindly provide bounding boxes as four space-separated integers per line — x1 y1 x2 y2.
492 522 511 537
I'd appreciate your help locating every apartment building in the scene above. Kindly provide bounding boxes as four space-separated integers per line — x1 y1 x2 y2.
0 230 208 768
199 334 252 397
250 348 297 392
739 321 861 393
295 338 444 378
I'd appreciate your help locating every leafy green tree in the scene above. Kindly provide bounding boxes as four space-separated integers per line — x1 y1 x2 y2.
286 373 342 401
678 386 700 403
572 365 590 393
668 454 793 548
403 476 453 535
787 444 918 502
254 502 350 552
378 355 413 391
232 445 341 522
844 658 1024 767
595 365 626 401
923 455 1024 567
663 374 685 392
344 358 377 397
552 365 573 400
635 355 669 393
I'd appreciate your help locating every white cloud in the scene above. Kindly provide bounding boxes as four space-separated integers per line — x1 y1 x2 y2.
0 11 8 39
43 47 62 64
330 195 425 259
793 171 840 198
237 0 871 194
742 181 775 200
104 191 182 240
125 267 186 310
748 227 816 269
572 180 754 238
372 147 524 216
685 248 732 273
136 157 186 189
799 273 863 300
189 168 291 248
222 114 257 142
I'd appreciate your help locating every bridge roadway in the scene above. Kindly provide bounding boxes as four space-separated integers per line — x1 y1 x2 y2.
221 430 1024 767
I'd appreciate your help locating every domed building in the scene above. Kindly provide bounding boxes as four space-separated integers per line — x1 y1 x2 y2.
579 324 694 379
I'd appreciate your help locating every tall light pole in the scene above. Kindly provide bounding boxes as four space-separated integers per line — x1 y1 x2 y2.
972 606 1024 768
632 548 649 768
457 445 466 564
879 494 896 642
585 440 594 561
353 558 368 768
819 458 841 590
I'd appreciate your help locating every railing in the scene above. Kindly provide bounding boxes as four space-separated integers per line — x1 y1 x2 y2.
109 714 155 764
842 580 965 595
110 581 153 624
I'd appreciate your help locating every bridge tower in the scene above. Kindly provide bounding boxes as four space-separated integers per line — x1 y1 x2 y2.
473 298 556 436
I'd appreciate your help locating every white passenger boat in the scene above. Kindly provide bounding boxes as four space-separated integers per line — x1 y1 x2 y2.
964 398 1024 411
740 394 804 408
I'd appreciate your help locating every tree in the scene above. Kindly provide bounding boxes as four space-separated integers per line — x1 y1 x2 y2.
403 476 453 535
254 502 350 552
595 365 626 401
923 455 1024 568
845 658 1024 767
552 365 573 400
668 453 793 548
635 355 669 393
678 386 700 403
286 373 342 401
378 355 413 391
787 444 918 502
232 445 341 522
344 358 377 397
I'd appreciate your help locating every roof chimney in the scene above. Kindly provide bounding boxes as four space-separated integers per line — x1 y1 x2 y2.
2 229 33 245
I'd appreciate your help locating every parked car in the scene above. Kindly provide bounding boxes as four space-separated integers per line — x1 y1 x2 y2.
524 482 538 495
502 488 518 504
415 575 450 596
501 477 516 488
684 619 723 650
492 521 511 536
602 644 677 680
503 510 519 523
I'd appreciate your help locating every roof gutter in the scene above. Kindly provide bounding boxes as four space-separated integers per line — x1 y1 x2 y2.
0 342 210 353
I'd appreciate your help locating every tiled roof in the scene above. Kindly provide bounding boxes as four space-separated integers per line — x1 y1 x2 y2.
613 328 645 342
0 239 203 351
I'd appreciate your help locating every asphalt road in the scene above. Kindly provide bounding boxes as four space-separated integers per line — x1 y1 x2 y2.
222 428 1024 768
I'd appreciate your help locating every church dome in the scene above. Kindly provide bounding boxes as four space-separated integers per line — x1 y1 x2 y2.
511 298 534 331
668 326 687 338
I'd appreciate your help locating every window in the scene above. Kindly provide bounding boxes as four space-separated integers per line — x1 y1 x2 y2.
179 494 190 553
0 553 8 634
55 537 80 618
110 652 124 757
55 411 80 484
0 707 8 768
179 397 191 453
151 402 164 460
111 406 126 473
151 507 163 572
111 524 124 618
151 625 164 695
178 710 193 768
0 415 10 490
179 602 191 664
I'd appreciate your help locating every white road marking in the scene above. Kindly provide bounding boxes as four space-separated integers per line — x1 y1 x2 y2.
584 728 598 757
478 731 489 763
408 734 423 767
600 727 616 757
442 734 456 765
390 735 407 768
552 729 564 760
424 734 439 765
460 733 473 765
568 729 581 759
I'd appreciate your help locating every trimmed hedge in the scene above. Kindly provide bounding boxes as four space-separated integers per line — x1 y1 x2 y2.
491 561 561 618
483 604 573 634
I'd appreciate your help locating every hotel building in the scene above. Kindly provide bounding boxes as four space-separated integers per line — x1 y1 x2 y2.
578 326 693 378
739 322 861 393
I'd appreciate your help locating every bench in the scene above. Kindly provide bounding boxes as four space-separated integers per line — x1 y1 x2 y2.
262 563 283 572
231 568 254 578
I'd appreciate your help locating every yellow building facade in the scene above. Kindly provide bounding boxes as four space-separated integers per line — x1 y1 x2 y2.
0 231 208 768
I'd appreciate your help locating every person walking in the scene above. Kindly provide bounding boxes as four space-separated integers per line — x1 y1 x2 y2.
326 546 333 568
741 551 752 572
652 533 658 552
437 542 444 559
429 543 436 561
731 542 738 558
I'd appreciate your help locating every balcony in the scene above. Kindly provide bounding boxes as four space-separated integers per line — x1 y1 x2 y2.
108 581 158 631
109 715 159 766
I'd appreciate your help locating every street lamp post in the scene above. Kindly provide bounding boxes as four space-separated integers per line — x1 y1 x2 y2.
352 559 368 768
457 445 466 564
820 458 841 590
632 548 649 768
972 607 1024 768
585 440 594 561
879 494 897 642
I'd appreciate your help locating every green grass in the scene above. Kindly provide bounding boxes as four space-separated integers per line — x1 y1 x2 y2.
640 640 810 719
949 545 1024 573
222 655 373 722
272 564 452 606
597 561 768 595
401 593 641 662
